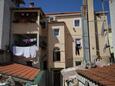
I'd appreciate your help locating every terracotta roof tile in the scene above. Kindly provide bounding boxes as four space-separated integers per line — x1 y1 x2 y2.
0 63 40 81
76 64 115 86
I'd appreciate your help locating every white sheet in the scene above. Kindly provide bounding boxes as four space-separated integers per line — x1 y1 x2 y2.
13 46 24 56
23 47 30 58
13 45 38 58
30 45 38 58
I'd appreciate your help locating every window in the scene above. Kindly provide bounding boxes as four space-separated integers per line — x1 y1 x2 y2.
75 61 81 66
53 29 59 37
74 20 80 27
53 47 60 61
73 18 81 28
75 39 81 55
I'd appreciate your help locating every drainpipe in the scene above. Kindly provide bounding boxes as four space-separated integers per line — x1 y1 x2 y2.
82 0 91 67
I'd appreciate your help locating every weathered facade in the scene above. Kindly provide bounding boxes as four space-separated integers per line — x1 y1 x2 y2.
0 0 112 85
109 0 115 61
10 8 48 69
47 12 83 67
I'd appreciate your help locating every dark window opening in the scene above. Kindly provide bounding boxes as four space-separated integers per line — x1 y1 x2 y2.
53 29 59 37
75 61 81 66
53 47 60 62
74 20 80 27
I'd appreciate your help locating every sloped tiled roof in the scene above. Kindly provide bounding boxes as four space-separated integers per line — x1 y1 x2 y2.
76 64 115 86
0 63 40 81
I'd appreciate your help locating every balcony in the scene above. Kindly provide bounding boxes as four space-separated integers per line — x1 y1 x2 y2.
13 12 38 23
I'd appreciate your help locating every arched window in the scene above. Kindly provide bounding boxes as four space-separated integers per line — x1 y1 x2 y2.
53 47 60 61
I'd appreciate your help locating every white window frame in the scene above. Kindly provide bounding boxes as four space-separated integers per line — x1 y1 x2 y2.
52 26 60 37
73 18 82 28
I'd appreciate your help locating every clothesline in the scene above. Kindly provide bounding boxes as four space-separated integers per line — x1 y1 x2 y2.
13 45 38 58
14 38 37 46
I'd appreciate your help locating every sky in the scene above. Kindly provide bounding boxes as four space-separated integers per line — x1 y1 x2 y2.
23 0 110 23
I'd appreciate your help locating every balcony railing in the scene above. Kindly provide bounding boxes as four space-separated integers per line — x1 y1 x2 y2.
13 12 38 23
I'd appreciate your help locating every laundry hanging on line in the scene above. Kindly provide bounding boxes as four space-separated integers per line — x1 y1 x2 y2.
13 45 38 58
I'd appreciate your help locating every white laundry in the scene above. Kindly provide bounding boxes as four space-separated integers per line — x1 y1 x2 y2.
30 45 38 58
13 45 38 58
13 46 24 56
23 47 30 58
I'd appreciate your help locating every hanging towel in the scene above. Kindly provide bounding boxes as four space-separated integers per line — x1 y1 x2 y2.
23 47 31 58
13 46 24 56
30 45 38 58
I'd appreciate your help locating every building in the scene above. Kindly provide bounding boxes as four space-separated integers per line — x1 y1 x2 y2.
0 0 14 50
47 12 83 67
0 1 47 86
109 0 115 61
82 0 110 65
48 21 73 86
0 0 24 50
10 7 47 68
0 0 111 86
46 11 110 86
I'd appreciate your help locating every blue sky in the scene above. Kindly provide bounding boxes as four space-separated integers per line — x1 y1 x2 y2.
23 0 110 23
23 0 109 13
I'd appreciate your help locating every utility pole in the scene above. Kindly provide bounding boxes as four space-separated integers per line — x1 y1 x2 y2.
82 0 91 66
82 0 97 67
87 0 97 62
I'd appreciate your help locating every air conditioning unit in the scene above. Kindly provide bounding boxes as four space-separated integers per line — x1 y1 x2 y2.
49 16 56 22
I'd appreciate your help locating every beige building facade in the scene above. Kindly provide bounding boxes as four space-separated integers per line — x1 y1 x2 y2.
48 22 73 68
47 11 110 67
0 0 111 85
47 12 84 67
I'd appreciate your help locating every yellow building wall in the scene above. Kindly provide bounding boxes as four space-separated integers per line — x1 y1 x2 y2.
55 15 83 66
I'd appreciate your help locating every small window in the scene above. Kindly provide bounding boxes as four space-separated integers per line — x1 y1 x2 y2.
53 47 60 62
74 20 80 27
73 18 81 28
53 29 59 37
75 61 81 66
